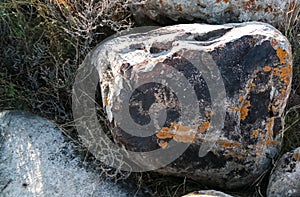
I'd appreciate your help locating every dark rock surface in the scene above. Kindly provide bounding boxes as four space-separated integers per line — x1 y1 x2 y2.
77 22 292 189
0 110 145 197
182 190 234 197
129 0 298 30
267 147 300 197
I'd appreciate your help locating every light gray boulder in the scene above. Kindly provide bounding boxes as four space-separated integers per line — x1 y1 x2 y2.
130 0 299 30
267 147 300 197
0 110 142 197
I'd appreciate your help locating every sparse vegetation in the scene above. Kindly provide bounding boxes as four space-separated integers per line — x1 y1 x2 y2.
0 1 299 197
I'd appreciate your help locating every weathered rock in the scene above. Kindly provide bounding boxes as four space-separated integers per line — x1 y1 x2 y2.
76 22 292 189
130 0 298 30
267 147 300 197
182 190 234 197
0 111 145 197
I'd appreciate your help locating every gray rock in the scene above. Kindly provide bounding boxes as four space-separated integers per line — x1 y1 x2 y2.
182 190 234 197
74 22 292 189
267 147 300 197
0 111 139 197
129 0 298 30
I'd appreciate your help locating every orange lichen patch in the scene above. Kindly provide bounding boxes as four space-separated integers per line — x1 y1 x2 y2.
175 124 191 132
159 0 163 3
263 65 272 72
281 89 286 95
216 0 221 2
156 127 174 139
259 88 265 93
249 83 256 87
276 64 292 84
220 141 231 148
231 142 240 147
220 141 241 149
104 98 109 106
240 101 251 120
294 152 300 161
252 129 260 138
229 100 251 120
271 140 277 145
223 0 229 3
158 141 168 149
276 48 288 64
239 96 244 102
173 132 196 143
229 106 236 110
199 122 210 134
156 123 196 143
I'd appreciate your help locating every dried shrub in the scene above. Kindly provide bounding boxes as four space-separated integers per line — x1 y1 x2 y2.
0 0 133 123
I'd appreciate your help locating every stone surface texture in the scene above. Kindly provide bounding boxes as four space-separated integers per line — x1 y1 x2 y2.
182 190 233 197
130 0 299 30
87 22 292 189
0 111 140 197
267 147 300 197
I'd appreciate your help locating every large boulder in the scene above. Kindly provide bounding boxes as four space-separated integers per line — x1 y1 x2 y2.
73 22 292 189
130 0 298 30
0 111 144 197
267 147 300 197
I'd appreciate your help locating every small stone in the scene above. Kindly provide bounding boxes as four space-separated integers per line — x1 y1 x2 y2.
129 0 298 30
182 190 234 197
75 22 292 189
267 147 300 197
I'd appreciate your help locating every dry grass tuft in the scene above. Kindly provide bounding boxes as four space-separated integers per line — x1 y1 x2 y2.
0 0 132 123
